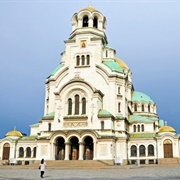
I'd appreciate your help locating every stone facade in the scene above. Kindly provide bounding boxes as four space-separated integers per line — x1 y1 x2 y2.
0 6 179 165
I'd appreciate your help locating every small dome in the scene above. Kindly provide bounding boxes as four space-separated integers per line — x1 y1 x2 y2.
132 91 154 104
158 126 176 133
5 128 23 137
115 57 129 69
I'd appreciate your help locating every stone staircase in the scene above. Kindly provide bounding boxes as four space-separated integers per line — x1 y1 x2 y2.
27 160 114 169
158 158 180 164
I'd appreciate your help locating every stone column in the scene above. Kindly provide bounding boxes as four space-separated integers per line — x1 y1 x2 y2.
78 142 84 160
64 142 70 160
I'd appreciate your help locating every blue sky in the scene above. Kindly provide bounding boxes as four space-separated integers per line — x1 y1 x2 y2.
0 0 180 138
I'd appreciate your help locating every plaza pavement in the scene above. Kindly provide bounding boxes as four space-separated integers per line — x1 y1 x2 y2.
0 164 180 180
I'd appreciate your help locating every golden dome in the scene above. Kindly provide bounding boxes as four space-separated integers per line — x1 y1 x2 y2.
5 128 23 137
158 126 176 133
78 4 99 13
115 57 129 69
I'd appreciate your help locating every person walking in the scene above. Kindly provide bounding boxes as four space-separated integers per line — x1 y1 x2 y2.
39 159 46 178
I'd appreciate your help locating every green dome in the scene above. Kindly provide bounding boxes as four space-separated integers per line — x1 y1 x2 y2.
132 91 154 104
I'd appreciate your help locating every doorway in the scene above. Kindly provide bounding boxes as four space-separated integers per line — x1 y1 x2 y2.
164 139 173 158
2 143 10 160
55 137 65 160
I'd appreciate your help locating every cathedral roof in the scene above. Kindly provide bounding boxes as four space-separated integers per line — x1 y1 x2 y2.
78 7 100 13
158 126 176 133
129 115 154 123
114 57 129 69
5 127 23 137
103 59 124 73
132 91 154 104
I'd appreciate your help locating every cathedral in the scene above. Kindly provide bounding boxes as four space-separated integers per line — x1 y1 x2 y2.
0 6 179 166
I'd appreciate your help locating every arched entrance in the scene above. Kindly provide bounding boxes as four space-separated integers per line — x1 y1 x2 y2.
164 139 173 158
84 136 93 160
55 137 65 160
2 143 10 160
69 137 79 160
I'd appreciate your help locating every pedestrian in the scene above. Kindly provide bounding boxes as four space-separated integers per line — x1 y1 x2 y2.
39 159 46 178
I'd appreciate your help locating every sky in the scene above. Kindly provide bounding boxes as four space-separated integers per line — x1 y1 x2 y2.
0 0 180 139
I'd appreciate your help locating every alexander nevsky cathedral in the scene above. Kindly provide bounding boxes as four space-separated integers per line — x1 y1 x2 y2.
0 6 179 166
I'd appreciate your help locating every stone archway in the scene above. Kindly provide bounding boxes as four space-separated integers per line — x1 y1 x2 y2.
84 136 93 160
69 137 79 160
164 139 173 158
2 143 10 160
55 137 65 160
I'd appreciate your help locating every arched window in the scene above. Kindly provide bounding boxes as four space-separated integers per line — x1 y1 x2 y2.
148 104 151 112
141 124 144 132
81 55 85 65
82 98 86 114
134 104 137 112
131 145 137 157
139 145 145 156
148 145 154 156
83 16 89 27
76 56 80 66
75 95 79 115
118 102 121 112
133 125 136 132
48 123 51 131
106 50 108 57
101 121 104 130
26 147 31 157
142 104 144 112
68 98 72 115
138 125 140 132
19 147 24 157
33 147 37 157
93 17 98 28
86 55 90 65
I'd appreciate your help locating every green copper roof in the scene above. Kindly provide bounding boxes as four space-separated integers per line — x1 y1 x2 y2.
132 91 154 104
42 112 55 120
98 109 113 118
50 63 64 76
130 133 156 139
129 115 154 123
159 120 164 127
103 59 123 73
19 136 37 141
30 123 39 127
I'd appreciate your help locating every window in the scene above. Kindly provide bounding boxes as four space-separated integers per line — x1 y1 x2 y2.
74 95 79 115
141 124 144 132
142 104 144 112
26 147 31 157
118 102 121 112
131 145 137 157
86 55 90 65
93 17 98 28
118 87 121 94
82 98 86 114
133 125 136 132
83 16 89 27
148 145 154 156
48 123 51 131
33 147 37 158
138 125 140 132
101 121 104 130
76 56 80 66
148 104 151 112
19 147 24 157
139 145 145 157
81 55 85 65
106 50 108 57
68 98 72 115
134 104 137 112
